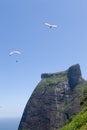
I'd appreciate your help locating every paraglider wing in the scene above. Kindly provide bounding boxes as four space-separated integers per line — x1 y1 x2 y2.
45 22 51 26
51 24 58 28
45 22 52 28
44 22 58 28
9 51 21 56
9 51 21 63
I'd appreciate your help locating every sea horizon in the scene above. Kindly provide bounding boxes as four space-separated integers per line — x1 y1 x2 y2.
0 117 21 130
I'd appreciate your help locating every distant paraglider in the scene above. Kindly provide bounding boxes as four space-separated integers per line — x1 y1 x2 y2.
9 51 21 56
9 51 21 63
44 22 58 28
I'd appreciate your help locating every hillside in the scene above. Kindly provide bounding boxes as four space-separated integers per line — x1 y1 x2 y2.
18 64 86 130
60 81 87 130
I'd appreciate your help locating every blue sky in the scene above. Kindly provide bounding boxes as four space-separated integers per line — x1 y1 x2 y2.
0 0 87 118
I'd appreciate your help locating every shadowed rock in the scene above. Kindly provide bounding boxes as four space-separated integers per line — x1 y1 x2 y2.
18 64 85 130
67 64 84 89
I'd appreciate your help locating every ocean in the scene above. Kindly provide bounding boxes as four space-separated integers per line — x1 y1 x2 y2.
0 118 20 130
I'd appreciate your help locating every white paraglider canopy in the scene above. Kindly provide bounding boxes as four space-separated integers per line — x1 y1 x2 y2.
9 50 21 62
44 22 58 28
9 51 21 56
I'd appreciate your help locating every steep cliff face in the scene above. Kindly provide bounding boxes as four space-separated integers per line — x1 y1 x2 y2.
18 64 84 130
60 81 87 130
67 64 83 89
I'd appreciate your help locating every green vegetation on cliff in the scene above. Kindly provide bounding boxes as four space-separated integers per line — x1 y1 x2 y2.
18 64 85 130
60 106 87 130
37 71 68 88
60 81 87 130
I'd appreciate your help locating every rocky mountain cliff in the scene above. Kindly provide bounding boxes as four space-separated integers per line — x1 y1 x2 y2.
18 64 85 130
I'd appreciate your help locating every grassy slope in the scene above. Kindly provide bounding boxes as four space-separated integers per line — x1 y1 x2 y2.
37 71 68 88
60 81 87 130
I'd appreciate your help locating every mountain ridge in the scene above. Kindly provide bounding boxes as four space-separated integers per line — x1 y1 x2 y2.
18 64 86 130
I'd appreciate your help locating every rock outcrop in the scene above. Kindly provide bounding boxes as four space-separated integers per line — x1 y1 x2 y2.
67 64 83 89
18 64 84 130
